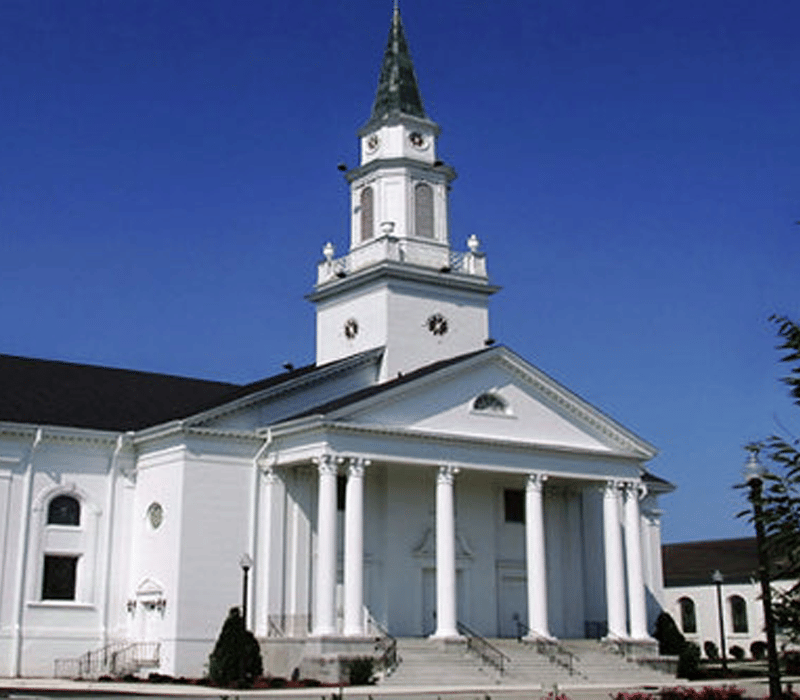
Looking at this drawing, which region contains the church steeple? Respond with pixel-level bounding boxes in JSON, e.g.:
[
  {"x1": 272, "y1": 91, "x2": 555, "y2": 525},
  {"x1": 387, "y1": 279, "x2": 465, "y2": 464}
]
[
  {"x1": 368, "y1": 3, "x2": 427, "y2": 124},
  {"x1": 310, "y1": 5, "x2": 498, "y2": 381}
]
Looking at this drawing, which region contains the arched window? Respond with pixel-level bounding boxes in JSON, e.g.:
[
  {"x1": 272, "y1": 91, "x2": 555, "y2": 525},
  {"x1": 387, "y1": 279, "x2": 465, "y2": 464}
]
[
  {"x1": 414, "y1": 183, "x2": 434, "y2": 238},
  {"x1": 360, "y1": 187, "x2": 374, "y2": 241},
  {"x1": 473, "y1": 392, "x2": 507, "y2": 413},
  {"x1": 730, "y1": 595, "x2": 748, "y2": 633},
  {"x1": 47, "y1": 495, "x2": 80, "y2": 526},
  {"x1": 679, "y1": 597, "x2": 697, "y2": 634}
]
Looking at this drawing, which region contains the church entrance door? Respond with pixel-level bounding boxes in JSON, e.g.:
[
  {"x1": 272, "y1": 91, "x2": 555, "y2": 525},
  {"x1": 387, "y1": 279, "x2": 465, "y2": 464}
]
[{"x1": 498, "y1": 573, "x2": 527, "y2": 637}]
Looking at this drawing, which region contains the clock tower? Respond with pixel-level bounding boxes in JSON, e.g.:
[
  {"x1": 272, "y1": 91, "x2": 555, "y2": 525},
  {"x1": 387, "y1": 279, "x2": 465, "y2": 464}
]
[{"x1": 309, "y1": 5, "x2": 499, "y2": 381}]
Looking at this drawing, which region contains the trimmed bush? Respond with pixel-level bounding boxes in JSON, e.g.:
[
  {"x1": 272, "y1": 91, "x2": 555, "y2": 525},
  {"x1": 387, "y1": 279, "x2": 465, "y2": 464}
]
[
  {"x1": 654, "y1": 611, "x2": 687, "y2": 655},
  {"x1": 728, "y1": 645, "x2": 744, "y2": 661},
  {"x1": 346, "y1": 656, "x2": 376, "y2": 685},
  {"x1": 677, "y1": 642, "x2": 701, "y2": 679},
  {"x1": 703, "y1": 641, "x2": 719, "y2": 661},
  {"x1": 207, "y1": 607, "x2": 263, "y2": 688},
  {"x1": 749, "y1": 640, "x2": 767, "y2": 660}
]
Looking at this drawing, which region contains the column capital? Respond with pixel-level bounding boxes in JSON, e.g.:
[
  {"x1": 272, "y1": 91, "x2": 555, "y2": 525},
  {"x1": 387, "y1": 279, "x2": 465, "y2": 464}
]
[
  {"x1": 526, "y1": 472, "x2": 548, "y2": 492},
  {"x1": 603, "y1": 479, "x2": 623, "y2": 498},
  {"x1": 260, "y1": 466, "x2": 279, "y2": 484},
  {"x1": 347, "y1": 457, "x2": 370, "y2": 478},
  {"x1": 622, "y1": 479, "x2": 647, "y2": 500},
  {"x1": 437, "y1": 464, "x2": 459, "y2": 485},
  {"x1": 313, "y1": 453, "x2": 341, "y2": 476}
]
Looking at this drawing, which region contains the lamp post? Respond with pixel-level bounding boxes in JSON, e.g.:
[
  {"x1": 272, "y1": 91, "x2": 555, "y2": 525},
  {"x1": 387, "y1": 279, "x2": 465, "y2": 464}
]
[
  {"x1": 711, "y1": 569, "x2": 728, "y2": 672},
  {"x1": 743, "y1": 447, "x2": 781, "y2": 700},
  {"x1": 239, "y1": 553, "x2": 252, "y2": 631}
]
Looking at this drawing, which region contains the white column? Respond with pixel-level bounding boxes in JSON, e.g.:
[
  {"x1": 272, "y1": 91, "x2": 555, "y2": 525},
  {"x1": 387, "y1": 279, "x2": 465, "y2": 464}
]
[
  {"x1": 343, "y1": 458, "x2": 369, "y2": 636},
  {"x1": 254, "y1": 466, "x2": 278, "y2": 637},
  {"x1": 524, "y1": 472, "x2": 552, "y2": 640},
  {"x1": 313, "y1": 454, "x2": 337, "y2": 636},
  {"x1": 603, "y1": 479, "x2": 627, "y2": 639},
  {"x1": 624, "y1": 481, "x2": 650, "y2": 639},
  {"x1": 431, "y1": 465, "x2": 460, "y2": 639}
]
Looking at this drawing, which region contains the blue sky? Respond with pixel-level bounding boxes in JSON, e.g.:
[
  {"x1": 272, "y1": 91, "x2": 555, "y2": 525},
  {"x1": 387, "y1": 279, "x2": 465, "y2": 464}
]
[{"x1": 2, "y1": 0, "x2": 798, "y2": 544}]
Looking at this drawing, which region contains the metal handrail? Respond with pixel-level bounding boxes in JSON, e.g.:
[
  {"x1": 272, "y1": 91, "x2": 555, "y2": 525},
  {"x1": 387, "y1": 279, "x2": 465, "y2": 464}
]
[
  {"x1": 54, "y1": 641, "x2": 160, "y2": 679},
  {"x1": 515, "y1": 619, "x2": 576, "y2": 675},
  {"x1": 367, "y1": 615, "x2": 399, "y2": 674},
  {"x1": 457, "y1": 621, "x2": 509, "y2": 674}
]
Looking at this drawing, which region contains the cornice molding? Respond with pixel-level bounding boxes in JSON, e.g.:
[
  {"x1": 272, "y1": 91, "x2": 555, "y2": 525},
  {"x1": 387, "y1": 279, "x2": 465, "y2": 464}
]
[{"x1": 0, "y1": 422, "x2": 121, "y2": 447}]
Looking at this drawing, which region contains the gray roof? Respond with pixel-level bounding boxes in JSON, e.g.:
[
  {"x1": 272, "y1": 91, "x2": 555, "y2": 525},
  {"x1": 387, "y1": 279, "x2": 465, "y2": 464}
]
[{"x1": 367, "y1": 5, "x2": 427, "y2": 125}]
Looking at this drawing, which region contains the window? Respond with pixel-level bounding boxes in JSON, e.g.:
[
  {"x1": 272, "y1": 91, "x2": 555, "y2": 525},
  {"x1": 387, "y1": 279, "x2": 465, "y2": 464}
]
[
  {"x1": 679, "y1": 597, "x2": 697, "y2": 634},
  {"x1": 731, "y1": 595, "x2": 748, "y2": 633},
  {"x1": 47, "y1": 495, "x2": 80, "y2": 526},
  {"x1": 360, "y1": 187, "x2": 374, "y2": 241},
  {"x1": 504, "y1": 489, "x2": 525, "y2": 523},
  {"x1": 42, "y1": 555, "x2": 78, "y2": 600},
  {"x1": 414, "y1": 183, "x2": 434, "y2": 238},
  {"x1": 473, "y1": 392, "x2": 507, "y2": 413}
]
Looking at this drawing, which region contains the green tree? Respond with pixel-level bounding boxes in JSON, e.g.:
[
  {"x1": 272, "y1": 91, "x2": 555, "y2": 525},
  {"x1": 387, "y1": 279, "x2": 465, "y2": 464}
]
[
  {"x1": 744, "y1": 316, "x2": 800, "y2": 641},
  {"x1": 208, "y1": 607, "x2": 263, "y2": 687}
]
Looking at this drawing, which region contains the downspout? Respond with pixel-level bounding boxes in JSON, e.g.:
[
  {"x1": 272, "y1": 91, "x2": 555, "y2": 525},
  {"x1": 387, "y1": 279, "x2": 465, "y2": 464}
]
[
  {"x1": 11, "y1": 427, "x2": 43, "y2": 677},
  {"x1": 247, "y1": 430, "x2": 272, "y2": 631},
  {"x1": 101, "y1": 432, "x2": 129, "y2": 648}
]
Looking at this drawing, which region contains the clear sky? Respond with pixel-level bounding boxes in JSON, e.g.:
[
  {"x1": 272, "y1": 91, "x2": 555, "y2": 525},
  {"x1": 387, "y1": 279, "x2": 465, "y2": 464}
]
[{"x1": 2, "y1": 0, "x2": 798, "y2": 544}]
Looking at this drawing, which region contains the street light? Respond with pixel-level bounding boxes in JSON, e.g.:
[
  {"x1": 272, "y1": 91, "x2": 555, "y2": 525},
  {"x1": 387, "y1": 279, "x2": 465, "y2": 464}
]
[
  {"x1": 711, "y1": 569, "x2": 728, "y2": 672},
  {"x1": 742, "y1": 446, "x2": 781, "y2": 700},
  {"x1": 240, "y1": 552, "x2": 253, "y2": 630}
]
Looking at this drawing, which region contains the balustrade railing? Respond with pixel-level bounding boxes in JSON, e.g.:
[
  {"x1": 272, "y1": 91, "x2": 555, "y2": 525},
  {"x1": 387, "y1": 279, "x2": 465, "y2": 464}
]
[{"x1": 457, "y1": 621, "x2": 509, "y2": 674}]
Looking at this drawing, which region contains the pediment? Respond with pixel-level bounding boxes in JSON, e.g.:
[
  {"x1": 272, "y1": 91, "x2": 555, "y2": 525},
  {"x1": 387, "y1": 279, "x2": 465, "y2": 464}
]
[{"x1": 323, "y1": 347, "x2": 655, "y2": 459}]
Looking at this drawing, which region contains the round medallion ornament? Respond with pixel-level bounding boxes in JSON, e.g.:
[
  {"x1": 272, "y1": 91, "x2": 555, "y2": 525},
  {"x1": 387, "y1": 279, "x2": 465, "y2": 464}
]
[
  {"x1": 147, "y1": 502, "x2": 164, "y2": 530},
  {"x1": 426, "y1": 313, "x2": 449, "y2": 336},
  {"x1": 366, "y1": 134, "x2": 380, "y2": 153},
  {"x1": 344, "y1": 318, "x2": 359, "y2": 339}
]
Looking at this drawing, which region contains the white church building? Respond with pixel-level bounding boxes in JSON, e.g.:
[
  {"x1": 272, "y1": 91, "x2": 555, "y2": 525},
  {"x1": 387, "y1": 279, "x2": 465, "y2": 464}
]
[{"x1": 0, "y1": 7, "x2": 672, "y2": 679}]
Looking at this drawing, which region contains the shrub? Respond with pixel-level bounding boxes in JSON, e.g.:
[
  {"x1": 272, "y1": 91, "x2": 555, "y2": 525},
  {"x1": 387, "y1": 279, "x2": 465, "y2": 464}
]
[
  {"x1": 703, "y1": 641, "x2": 719, "y2": 661},
  {"x1": 784, "y1": 651, "x2": 800, "y2": 674},
  {"x1": 346, "y1": 656, "x2": 376, "y2": 685},
  {"x1": 654, "y1": 611, "x2": 687, "y2": 655},
  {"x1": 676, "y1": 642, "x2": 701, "y2": 679},
  {"x1": 749, "y1": 640, "x2": 767, "y2": 660},
  {"x1": 660, "y1": 686, "x2": 744, "y2": 700},
  {"x1": 612, "y1": 692, "x2": 655, "y2": 700},
  {"x1": 728, "y1": 645, "x2": 744, "y2": 661},
  {"x1": 207, "y1": 607, "x2": 263, "y2": 688}
]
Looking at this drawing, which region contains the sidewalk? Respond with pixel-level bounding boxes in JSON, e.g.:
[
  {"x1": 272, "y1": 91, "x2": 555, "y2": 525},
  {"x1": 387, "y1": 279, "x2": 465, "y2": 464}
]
[{"x1": 0, "y1": 676, "x2": 793, "y2": 700}]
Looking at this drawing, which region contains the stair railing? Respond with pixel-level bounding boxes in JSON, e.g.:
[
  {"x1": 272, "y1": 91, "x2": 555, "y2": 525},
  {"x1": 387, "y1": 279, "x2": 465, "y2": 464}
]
[
  {"x1": 366, "y1": 613, "x2": 399, "y2": 674},
  {"x1": 54, "y1": 641, "x2": 160, "y2": 679},
  {"x1": 515, "y1": 619, "x2": 576, "y2": 675},
  {"x1": 457, "y1": 621, "x2": 509, "y2": 674}
]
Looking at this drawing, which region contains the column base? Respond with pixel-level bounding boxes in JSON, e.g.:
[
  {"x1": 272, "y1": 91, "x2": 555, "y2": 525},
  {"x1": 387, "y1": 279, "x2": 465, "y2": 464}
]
[
  {"x1": 428, "y1": 630, "x2": 463, "y2": 642},
  {"x1": 523, "y1": 632, "x2": 556, "y2": 643}
]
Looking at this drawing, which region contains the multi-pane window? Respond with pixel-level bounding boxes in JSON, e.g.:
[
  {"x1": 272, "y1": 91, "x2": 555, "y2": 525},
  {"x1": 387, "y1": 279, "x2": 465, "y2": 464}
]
[
  {"x1": 731, "y1": 595, "x2": 748, "y2": 633},
  {"x1": 48, "y1": 495, "x2": 80, "y2": 526},
  {"x1": 360, "y1": 187, "x2": 374, "y2": 241},
  {"x1": 679, "y1": 597, "x2": 697, "y2": 634},
  {"x1": 504, "y1": 489, "x2": 525, "y2": 523},
  {"x1": 42, "y1": 555, "x2": 78, "y2": 600},
  {"x1": 414, "y1": 183, "x2": 434, "y2": 238}
]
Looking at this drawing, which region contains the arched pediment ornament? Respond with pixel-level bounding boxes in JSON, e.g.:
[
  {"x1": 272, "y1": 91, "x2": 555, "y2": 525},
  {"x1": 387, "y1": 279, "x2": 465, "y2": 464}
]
[{"x1": 412, "y1": 526, "x2": 473, "y2": 560}]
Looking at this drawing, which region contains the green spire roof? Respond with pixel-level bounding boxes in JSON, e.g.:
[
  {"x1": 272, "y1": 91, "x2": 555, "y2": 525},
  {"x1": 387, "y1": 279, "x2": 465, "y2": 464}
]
[{"x1": 369, "y1": 5, "x2": 427, "y2": 122}]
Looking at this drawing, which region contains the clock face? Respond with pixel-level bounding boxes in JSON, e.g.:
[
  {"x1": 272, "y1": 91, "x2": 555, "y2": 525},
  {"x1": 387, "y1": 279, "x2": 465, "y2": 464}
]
[
  {"x1": 408, "y1": 131, "x2": 427, "y2": 149},
  {"x1": 344, "y1": 318, "x2": 359, "y2": 339},
  {"x1": 426, "y1": 313, "x2": 448, "y2": 336},
  {"x1": 366, "y1": 134, "x2": 380, "y2": 153}
]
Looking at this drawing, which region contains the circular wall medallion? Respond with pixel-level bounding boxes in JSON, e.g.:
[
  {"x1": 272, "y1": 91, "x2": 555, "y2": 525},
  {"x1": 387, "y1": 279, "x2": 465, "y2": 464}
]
[
  {"x1": 366, "y1": 134, "x2": 380, "y2": 153},
  {"x1": 344, "y1": 318, "x2": 359, "y2": 339},
  {"x1": 426, "y1": 313, "x2": 449, "y2": 336},
  {"x1": 147, "y1": 502, "x2": 164, "y2": 530}
]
